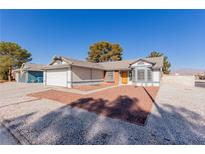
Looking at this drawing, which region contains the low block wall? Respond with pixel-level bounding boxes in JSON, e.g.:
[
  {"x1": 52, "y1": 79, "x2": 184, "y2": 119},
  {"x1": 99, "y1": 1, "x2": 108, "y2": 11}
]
[
  {"x1": 162, "y1": 75, "x2": 195, "y2": 87},
  {"x1": 195, "y1": 80, "x2": 205, "y2": 88},
  {"x1": 72, "y1": 80, "x2": 104, "y2": 86}
]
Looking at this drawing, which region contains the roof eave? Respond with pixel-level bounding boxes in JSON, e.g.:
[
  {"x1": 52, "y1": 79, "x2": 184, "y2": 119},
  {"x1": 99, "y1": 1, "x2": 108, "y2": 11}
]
[
  {"x1": 42, "y1": 64, "x2": 71, "y2": 70},
  {"x1": 129, "y1": 58, "x2": 156, "y2": 66},
  {"x1": 104, "y1": 68, "x2": 131, "y2": 71},
  {"x1": 49, "y1": 56, "x2": 73, "y2": 65},
  {"x1": 71, "y1": 64, "x2": 104, "y2": 70},
  {"x1": 25, "y1": 69, "x2": 44, "y2": 72}
]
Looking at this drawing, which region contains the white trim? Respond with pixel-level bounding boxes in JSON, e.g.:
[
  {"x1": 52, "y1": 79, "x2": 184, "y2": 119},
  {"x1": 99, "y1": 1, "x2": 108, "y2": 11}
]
[{"x1": 131, "y1": 60, "x2": 153, "y2": 68}]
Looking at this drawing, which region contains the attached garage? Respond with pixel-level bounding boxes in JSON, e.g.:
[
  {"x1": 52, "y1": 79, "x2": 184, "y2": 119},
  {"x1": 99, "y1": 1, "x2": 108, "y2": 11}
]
[
  {"x1": 44, "y1": 66, "x2": 71, "y2": 88},
  {"x1": 43, "y1": 56, "x2": 105, "y2": 88}
]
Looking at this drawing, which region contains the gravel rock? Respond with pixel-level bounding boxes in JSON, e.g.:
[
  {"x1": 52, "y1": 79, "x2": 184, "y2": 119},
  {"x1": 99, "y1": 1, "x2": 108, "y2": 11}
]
[{"x1": 0, "y1": 82, "x2": 205, "y2": 144}]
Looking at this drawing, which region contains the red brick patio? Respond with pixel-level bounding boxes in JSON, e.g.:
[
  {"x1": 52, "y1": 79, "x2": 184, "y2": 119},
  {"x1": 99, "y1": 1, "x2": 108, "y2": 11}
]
[
  {"x1": 28, "y1": 86, "x2": 159, "y2": 125},
  {"x1": 73, "y1": 83, "x2": 114, "y2": 91}
]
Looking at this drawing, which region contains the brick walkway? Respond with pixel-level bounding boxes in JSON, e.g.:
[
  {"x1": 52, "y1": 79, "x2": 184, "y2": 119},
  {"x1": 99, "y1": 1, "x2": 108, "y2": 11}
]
[{"x1": 73, "y1": 83, "x2": 114, "y2": 91}]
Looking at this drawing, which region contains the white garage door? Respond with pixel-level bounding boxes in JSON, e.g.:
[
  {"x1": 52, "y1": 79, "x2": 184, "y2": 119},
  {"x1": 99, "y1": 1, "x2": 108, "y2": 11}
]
[{"x1": 46, "y1": 69, "x2": 69, "y2": 87}]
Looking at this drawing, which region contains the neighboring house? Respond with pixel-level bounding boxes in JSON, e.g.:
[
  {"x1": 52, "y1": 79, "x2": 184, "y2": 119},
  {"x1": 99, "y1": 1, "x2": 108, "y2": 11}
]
[
  {"x1": 43, "y1": 56, "x2": 164, "y2": 87},
  {"x1": 13, "y1": 63, "x2": 45, "y2": 83}
]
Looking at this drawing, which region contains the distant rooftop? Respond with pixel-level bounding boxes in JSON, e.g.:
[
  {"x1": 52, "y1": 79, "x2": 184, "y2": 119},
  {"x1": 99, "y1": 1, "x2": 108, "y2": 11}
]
[{"x1": 13, "y1": 63, "x2": 46, "y2": 72}]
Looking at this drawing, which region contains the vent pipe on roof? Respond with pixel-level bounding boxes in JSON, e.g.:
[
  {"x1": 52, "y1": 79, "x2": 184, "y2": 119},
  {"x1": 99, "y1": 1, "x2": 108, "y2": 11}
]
[{"x1": 52, "y1": 55, "x2": 60, "y2": 61}]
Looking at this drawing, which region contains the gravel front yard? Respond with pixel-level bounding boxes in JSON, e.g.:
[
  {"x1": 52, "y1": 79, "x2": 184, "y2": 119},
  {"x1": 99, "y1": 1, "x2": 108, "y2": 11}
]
[
  {"x1": 0, "y1": 81, "x2": 205, "y2": 144},
  {"x1": 0, "y1": 125, "x2": 19, "y2": 144}
]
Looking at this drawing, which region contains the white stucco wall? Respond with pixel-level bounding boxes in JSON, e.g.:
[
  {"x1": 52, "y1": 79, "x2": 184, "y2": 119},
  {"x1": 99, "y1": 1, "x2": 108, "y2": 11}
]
[
  {"x1": 43, "y1": 71, "x2": 46, "y2": 85},
  {"x1": 67, "y1": 69, "x2": 72, "y2": 88},
  {"x1": 153, "y1": 71, "x2": 160, "y2": 82},
  {"x1": 127, "y1": 71, "x2": 132, "y2": 85}
]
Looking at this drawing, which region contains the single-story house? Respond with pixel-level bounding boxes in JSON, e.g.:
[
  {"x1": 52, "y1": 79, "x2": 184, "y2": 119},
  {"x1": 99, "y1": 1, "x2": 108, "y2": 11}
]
[
  {"x1": 13, "y1": 63, "x2": 45, "y2": 83},
  {"x1": 43, "y1": 56, "x2": 164, "y2": 87}
]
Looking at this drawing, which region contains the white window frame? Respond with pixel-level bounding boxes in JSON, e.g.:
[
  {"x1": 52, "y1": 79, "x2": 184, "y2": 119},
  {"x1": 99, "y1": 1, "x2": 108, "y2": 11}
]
[
  {"x1": 137, "y1": 69, "x2": 145, "y2": 81},
  {"x1": 106, "y1": 71, "x2": 114, "y2": 82},
  {"x1": 147, "y1": 70, "x2": 152, "y2": 81}
]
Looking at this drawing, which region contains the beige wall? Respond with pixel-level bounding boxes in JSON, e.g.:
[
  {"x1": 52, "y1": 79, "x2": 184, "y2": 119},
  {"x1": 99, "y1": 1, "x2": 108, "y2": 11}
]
[
  {"x1": 91, "y1": 69, "x2": 104, "y2": 80},
  {"x1": 114, "y1": 71, "x2": 119, "y2": 85},
  {"x1": 72, "y1": 66, "x2": 104, "y2": 82},
  {"x1": 72, "y1": 66, "x2": 91, "y2": 81}
]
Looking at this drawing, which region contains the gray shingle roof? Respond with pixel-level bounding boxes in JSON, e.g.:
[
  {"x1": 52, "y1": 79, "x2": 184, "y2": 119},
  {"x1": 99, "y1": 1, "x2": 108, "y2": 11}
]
[
  {"x1": 14, "y1": 63, "x2": 45, "y2": 72},
  {"x1": 61, "y1": 57, "x2": 104, "y2": 70},
  {"x1": 23, "y1": 63, "x2": 45, "y2": 71},
  {"x1": 45, "y1": 56, "x2": 164, "y2": 70},
  {"x1": 145, "y1": 56, "x2": 164, "y2": 69},
  {"x1": 43, "y1": 64, "x2": 70, "y2": 70},
  {"x1": 99, "y1": 56, "x2": 164, "y2": 70},
  {"x1": 99, "y1": 60, "x2": 135, "y2": 70}
]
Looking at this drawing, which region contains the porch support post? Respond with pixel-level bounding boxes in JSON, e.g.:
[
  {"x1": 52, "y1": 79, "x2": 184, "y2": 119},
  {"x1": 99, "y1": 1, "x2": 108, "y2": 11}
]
[
  {"x1": 145, "y1": 69, "x2": 148, "y2": 86},
  {"x1": 134, "y1": 67, "x2": 138, "y2": 84}
]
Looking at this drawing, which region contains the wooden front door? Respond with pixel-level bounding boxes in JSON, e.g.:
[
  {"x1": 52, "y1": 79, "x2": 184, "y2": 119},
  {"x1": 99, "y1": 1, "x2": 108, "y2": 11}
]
[{"x1": 121, "y1": 71, "x2": 128, "y2": 84}]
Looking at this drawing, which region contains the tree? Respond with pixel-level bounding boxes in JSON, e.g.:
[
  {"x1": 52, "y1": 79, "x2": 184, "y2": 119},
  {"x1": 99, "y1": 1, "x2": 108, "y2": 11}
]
[
  {"x1": 147, "y1": 51, "x2": 171, "y2": 74},
  {"x1": 0, "y1": 42, "x2": 32, "y2": 81},
  {"x1": 87, "y1": 41, "x2": 123, "y2": 63}
]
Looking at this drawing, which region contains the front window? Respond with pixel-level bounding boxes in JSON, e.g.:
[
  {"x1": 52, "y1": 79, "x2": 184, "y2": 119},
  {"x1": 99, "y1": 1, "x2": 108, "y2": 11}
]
[
  {"x1": 137, "y1": 70, "x2": 145, "y2": 81},
  {"x1": 106, "y1": 71, "x2": 114, "y2": 82},
  {"x1": 56, "y1": 60, "x2": 62, "y2": 64},
  {"x1": 129, "y1": 70, "x2": 133, "y2": 81},
  {"x1": 131, "y1": 69, "x2": 135, "y2": 81},
  {"x1": 147, "y1": 70, "x2": 152, "y2": 81}
]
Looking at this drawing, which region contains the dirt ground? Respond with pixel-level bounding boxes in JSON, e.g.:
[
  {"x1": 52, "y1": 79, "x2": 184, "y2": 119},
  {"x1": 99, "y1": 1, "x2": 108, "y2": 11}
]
[
  {"x1": 0, "y1": 80, "x2": 8, "y2": 83},
  {"x1": 28, "y1": 86, "x2": 159, "y2": 125}
]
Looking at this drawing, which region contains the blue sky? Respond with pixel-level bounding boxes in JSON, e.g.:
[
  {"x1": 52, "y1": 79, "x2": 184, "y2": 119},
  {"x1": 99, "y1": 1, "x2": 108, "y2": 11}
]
[{"x1": 0, "y1": 10, "x2": 205, "y2": 70}]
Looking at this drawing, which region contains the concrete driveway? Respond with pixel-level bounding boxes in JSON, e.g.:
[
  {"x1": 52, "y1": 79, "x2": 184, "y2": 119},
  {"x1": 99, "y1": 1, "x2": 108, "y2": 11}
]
[{"x1": 0, "y1": 81, "x2": 205, "y2": 144}]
